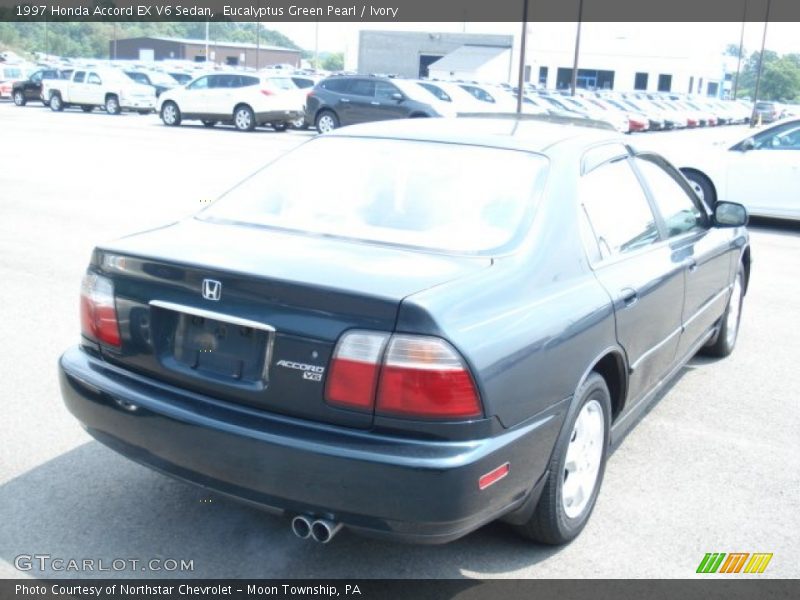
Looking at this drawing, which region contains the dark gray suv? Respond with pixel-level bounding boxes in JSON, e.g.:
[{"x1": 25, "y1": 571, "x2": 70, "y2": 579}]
[{"x1": 306, "y1": 76, "x2": 443, "y2": 133}]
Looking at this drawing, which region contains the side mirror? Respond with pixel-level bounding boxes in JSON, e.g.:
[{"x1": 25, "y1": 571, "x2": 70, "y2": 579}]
[
  {"x1": 391, "y1": 92, "x2": 404, "y2": 102},
  {"x1": 740, "y1": 137, "x2": 755, "y2": 152},
  {"x1": 714, "y1": 201, "x2": 748, "y2": 227}
]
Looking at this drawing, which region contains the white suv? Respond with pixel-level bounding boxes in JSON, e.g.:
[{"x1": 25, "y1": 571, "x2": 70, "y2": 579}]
[{"x1": 157, "y1": 73, "x2": 305, "y2": 132}]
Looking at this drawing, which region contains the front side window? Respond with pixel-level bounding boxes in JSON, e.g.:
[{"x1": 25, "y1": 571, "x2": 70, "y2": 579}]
[
  {"x1": 418, "y1": 83, "x2": 450, "y2": 102},
  {"x1": 751, "y1": 122, "x2": 800, "y2": 150},
  {"x1": 87, "y1": 73, "x2": 101, "y2": 85},
  {"x1": 374, "y1": 81, "x2": 400, "y2": 101},
  {"x1": 201, "y1": 137, "x2": 548, "y2": 255},
  {"x1": 73, "y1": 71, "x2": 86, "y2": 84},
  {"x1": 348, "y1": 80, "x2": 375, "y2": 97},
  {"x1": 188, "y1": 76, "x2": 210, "y2": 90},
  {"x1": 634, "y1": 156, "x2": 705, "y2": 237},
  {"x1": 580, "y1": 158, "x2": 660, "y2": 259}
]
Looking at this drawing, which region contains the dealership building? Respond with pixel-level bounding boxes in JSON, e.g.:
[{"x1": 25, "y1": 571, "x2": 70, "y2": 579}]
[
  {"x1": 352, "y1": 26, "x2": 731, "y2": 97},
  {"x1": 111, "y1": 36, "x2": 302, "y2": 69}
]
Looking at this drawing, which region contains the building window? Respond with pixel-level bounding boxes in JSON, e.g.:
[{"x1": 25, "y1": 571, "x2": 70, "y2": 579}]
[
  {"x1": 524, "y1": 65, "x2": 531, "y2": 83},
  {"x1": 538, "y1": 66, "x2": 548, "y2": 87},
  {"x1": 634, "y1": 72, "x2": 648, "y2": 90},
  {"x1": 657, "y1": 74, "x2": 672, "y2": 92},
  {"x1": 707, "y1": 82, "x2": 719, "y2": 97},
  {"x1": 688, "y1": 76, "x2": 694, "y2": 93}
]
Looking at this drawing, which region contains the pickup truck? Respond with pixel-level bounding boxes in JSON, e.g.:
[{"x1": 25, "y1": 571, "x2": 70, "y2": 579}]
[{"x1": 43, "y1": 68, "x2": 156, "y2": 114}]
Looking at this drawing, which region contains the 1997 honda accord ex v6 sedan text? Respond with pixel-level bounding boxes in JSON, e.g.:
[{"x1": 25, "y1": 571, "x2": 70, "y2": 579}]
[{"x1": 59, "y1": 117, "x2": 751, "y2": 545}]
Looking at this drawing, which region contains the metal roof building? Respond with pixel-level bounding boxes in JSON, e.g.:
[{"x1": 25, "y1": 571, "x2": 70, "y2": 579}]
[{"x1": 111, "y1": 36, "x2": 302, "y2": 69}]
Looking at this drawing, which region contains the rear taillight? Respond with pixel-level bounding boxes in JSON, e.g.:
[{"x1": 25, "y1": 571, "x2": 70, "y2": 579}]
[
  {"x1": 80, "y1": 272, "x2": 120, "y2": 347},
  {"x1": 377, "y1": 336, "x2": 481, "y2": 419},
  {"x1": 260, "y1": 89, "x2": 274, "y2": 96},
  {"x1": 324, "y1": 331, "x2": 482, "y2": 420},
  {"x1": 325, "y1": 331, "x2": 389, "y2": 411}
]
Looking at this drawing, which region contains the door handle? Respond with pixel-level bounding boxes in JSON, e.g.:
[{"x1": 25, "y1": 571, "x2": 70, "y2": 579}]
[
  {"x1": 619, "y1": 287, "x2": 639, "y2": 308},
  {"x1": 340, "y1": 98, "x2": 350, "y2": 103},
  {"x1": 370, "y1": 101, "x2": 380, "y2": 105},
  {"x1": 684, "y1": 258, "x2": 698, "y2": 273}
]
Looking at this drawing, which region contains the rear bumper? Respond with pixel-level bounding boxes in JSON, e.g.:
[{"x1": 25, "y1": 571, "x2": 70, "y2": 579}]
[
  {"x1": 59, "y1": 346, "x2": 562, "y2": 543},
  {"x1": 255, "y1": 109, "x2": 304, "y2": 124}
]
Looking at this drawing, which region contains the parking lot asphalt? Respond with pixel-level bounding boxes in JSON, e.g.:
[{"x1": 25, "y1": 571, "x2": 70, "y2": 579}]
[{"x1": 1, "y1": 102, "x2": 798, "y2": 579}]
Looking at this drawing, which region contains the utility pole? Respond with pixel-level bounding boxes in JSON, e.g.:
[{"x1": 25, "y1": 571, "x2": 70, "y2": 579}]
[
  {"x1": 733, "y1": 0, "x2": 747, "y2": 100},
  {"x1": 571, "y1": 0, "x2": 584, "y2": 96},
  {"x1": 516, "y1": 0, "x2": 529, "y2": 114},
  {"x1": 256, "y1": 20, "x2": 261, "y2": 70},
  {"x1": 205, "y1": 21, "x2": 209, "y2": 64},
  {"x1": 750, "y1": 0, "x2": 771, "y2": 127}
]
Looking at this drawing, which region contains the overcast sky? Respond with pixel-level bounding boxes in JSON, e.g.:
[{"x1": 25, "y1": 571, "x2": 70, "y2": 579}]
[{"x1": 271, "y1": 21, "x2": 800, "y2": 57}]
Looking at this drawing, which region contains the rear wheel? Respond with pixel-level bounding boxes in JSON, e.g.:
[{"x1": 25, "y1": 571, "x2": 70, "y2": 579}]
[
  {"x1": 233, "y1": 105, "x2": 256, "y2": 131},
  {"x1": 702, "y1": 265, "x2": 745, "y2": 358},
  {"x1": 105, "y1": 95, "x2": 121, "y2": 115},
  {"x1": 50, "y1": 94, "x2": 64, "y2": 112},
  {"x1": 291, "y1": 116, "x2": 307, "y2": 130},
  {"x1": 516, "y1": 373, "x2": 611, "y2": 544},
  {"x1": 160, "y1": 101, "x2": 181, "y2": 126},
  {"x1": 315, "y1": 110, "x2": 338, "y2": 134},
  {"x1": 13, "y1": 90, "x2": 26, "y2": 106}
]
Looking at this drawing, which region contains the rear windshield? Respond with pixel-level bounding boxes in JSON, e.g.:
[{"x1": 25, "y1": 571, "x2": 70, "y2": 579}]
[{"x1": 200, "y1": 137, "x2": 548, "y2": 254}]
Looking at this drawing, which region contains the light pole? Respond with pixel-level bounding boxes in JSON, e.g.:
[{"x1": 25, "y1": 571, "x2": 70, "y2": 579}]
[
  {"x1": 733, "y1": 0, "x2": 747, "y2": 100},
  {"x1": 750, "y1": 0, "x2": 772, "y2": 127},
  {"x1": 571, "y1": 0, "x2": 584, "y2": 96},
  {"x1": 516, "y1": 0, "x2": 529, "y2": 114}
]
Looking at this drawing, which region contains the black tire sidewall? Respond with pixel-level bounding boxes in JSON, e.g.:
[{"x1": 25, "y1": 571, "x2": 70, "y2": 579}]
[
  {"x1": 315, "y1": 110, "x2": 338, "y2": 134},
  {"x1": 234, "y1": 106, "x2": 255, "y2": 131},
  {"x1": 13, "y1": 91, "x2": 25, "y2": 106},
  {"x1": 161, "y1": 102, "x2": 180, "y2": 126},
  {"x1": 106, "y1": 96, "x2": 120, "y2": 115}
]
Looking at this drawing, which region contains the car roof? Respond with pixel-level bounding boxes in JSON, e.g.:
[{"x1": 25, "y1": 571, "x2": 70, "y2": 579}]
[{"x1": 327, "y1": 116, "x2": 620, "y2": 154}]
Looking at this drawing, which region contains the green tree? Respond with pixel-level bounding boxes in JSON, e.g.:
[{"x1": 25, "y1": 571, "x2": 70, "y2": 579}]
[
  {"x1": 320, "y1": 52, "x2": 344, "y2": 72},
  {"x1": 759, "y1": 56, "x2": 800, "y2": 101}
]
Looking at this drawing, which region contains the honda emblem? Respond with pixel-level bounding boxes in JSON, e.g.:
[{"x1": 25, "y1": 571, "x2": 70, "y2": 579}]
[{"x1": 202, "y1": 279, "x2": 222, "y2": 301}]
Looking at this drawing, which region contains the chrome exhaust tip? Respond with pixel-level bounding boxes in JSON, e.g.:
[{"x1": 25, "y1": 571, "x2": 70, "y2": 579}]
[
  {"x1": 310, "y1": 519, "x2": 343, "y2": 544},
  {"x1": 291, "y1": 515, "x2": 312, "y2": 539}
]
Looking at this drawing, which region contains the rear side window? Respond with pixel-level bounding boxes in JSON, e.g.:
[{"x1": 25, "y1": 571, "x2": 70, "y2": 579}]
[
  {"x1": 73, "y1": 71, "x2": 86, "y2": 83},
  {"x1": 580, "y1": 158, "x2": 660, "y2": 259},
  {"x1": 240, "y1": 75, "x2": 260, "y2": 87},
  {"x1": 188, "y1": 76, "x2": 210, "y2": 90},
  {"x1": 263, "y1": 77, "x2": 296, "y2": 91},
  {"x1": 348, "y1": 80, "x2": 375, "y2": 97},
  {"x1": 320, "y1": 78, "x2": 350, "y2": 93},
  {"x1": 634, "y1": 156, "x2": 705, "y2": 236}
]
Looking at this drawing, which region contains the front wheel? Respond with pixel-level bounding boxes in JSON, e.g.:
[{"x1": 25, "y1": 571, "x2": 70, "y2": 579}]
[
  {"x1": 105, "y1": 95, "x2": 121, "y2": 115},
  {"x1": 49, "y1": 94, "x2": 64, "y2": 112},
  {"x1": 516, "y1": 373, "x2": 611, "y2": 544},
  {"x1": 681, "y1": 169, "x2": 716, "y2": 207},
  {"x1": 160, "y1": 101, "x2": 181, "y2": 126},
  {"x1": 702, "y1": 265, "x2": 745, "y2": 358},
  {"x1": 233, "y1": 105, "x2": 256, "y2": 132},
  {"x1": 13, "y1": 90, "x2": 26, "y2": 106}
]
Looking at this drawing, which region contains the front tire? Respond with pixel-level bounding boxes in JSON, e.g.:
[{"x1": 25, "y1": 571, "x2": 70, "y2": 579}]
[
  {"x1": 13, "y1": 90, "x2": 26, "y2": 106},
  {"x1": 233, "y1": 105, "x2": 256, "y2": 132},
  {"x1": 516, "y1": 373, "x2": 611, "y2": 544},
  {"x1": 160, "y1": 101, "x2": 181, "y2": 126},
  {"x1": 702, "y1": 265, "x2": 745, "y2": 358},
  {"x1": 49, "y1": 94, "x2": 64, "y2": 112},
  {"x1": 105, "y1": 95, "x2": 121, "y2": 115},
  {"x1": 681, "y1": 169, "x2": 716, "y2": 207}
]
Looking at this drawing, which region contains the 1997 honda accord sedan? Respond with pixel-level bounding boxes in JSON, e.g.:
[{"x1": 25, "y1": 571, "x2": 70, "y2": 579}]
[{"x1": 59, "y1": 117, "x2": 751, "y2": 545}]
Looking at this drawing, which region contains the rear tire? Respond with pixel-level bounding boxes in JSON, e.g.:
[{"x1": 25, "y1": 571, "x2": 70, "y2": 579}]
[
  {"x1": 50, "y1": 94, "x2": 64, "y2": 112},
  {"x1": 315, "y1": 110, "x2": 339, "y2": 134},
  {"x1": 701, "y1": 265, "x2": 745, "y2": 358},
  {"x1": 160, "y1": 101, "x2": 181, "y2": 126},
  {"x1": 516, "y1": 373, "x2": 611, "y2": 545},
  {"x1": 13, "y1": 90, "x2": 26, "y2": 106},
  {"x1": 233, "y1": 105, "x2": 256, "y2": 132},
  {"x1": 105, "y1": 95, "x2": 121, "y2": 115}
]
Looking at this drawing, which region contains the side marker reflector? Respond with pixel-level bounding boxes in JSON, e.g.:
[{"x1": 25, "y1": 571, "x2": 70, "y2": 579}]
[{"x1": 478, "y1": 463, "x2": 510, "y2": 490}]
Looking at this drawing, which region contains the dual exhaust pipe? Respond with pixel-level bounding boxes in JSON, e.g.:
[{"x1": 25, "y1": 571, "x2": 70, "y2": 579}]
[{"x1": 291, "y1": 515, "x2": 343, "y2": 544}]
